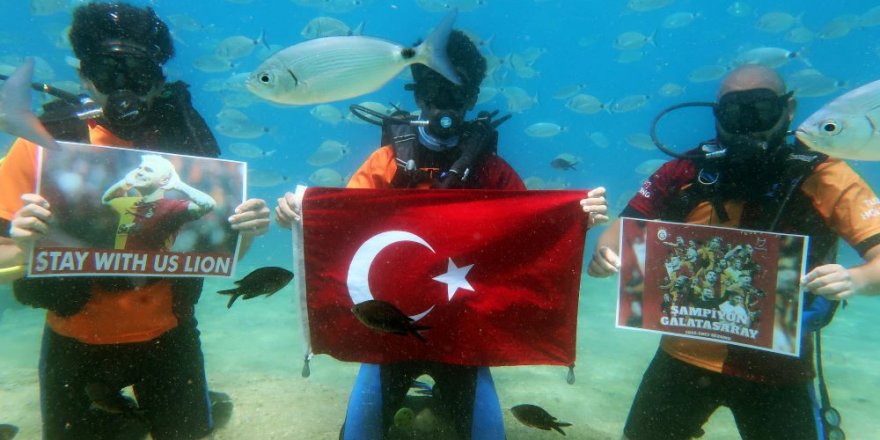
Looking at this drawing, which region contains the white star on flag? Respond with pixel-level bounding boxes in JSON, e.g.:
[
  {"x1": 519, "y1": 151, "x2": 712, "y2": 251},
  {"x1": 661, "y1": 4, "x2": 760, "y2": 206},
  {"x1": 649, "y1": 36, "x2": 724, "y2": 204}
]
[{"x1": 433, "y1": 258, "x2": 475, "y2": 301}]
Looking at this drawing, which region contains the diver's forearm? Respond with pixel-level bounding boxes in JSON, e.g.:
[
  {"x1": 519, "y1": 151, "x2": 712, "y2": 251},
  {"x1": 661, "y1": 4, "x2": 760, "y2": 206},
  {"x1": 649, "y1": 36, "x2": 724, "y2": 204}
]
[{"x1": 0, "y1": 237, "x2": 26, "y2": 282}]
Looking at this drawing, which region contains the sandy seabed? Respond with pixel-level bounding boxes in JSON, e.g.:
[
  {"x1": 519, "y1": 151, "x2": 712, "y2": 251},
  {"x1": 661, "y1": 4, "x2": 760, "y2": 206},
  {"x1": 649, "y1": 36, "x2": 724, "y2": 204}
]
[{"x1": 1, "y1": 274, "x2": 878, "y2": 440}]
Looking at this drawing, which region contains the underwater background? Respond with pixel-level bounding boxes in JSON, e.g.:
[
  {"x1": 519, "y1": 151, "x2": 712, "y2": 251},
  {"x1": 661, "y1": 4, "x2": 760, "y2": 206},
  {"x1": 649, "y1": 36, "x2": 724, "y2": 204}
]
[{"x1": 2, "y1": 0, "x2": 880, "y2": 438}]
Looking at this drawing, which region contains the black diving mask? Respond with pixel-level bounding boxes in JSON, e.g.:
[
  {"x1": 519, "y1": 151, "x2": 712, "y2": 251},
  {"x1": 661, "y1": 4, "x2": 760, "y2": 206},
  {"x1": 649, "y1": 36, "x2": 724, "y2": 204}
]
[
  {"x1": 714, "y1": 89, "x2": 792, "y2": 134},
  {"x1": 82, "y1": 41, "x2": 165, "y2": 126}
]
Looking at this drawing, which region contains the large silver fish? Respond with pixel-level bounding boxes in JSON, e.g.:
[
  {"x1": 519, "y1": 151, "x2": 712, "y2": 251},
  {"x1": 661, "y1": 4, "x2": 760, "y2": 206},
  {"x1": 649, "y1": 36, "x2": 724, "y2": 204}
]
[
  {"x1": 0, "y1": 58, "x2": 60, "y2": 150},
  {"x1": 246, "y1": 10, "x2": 461, "y2": 105},
  {"x1": 795, "y1": 79, "x2": 880, "y2": 161}
]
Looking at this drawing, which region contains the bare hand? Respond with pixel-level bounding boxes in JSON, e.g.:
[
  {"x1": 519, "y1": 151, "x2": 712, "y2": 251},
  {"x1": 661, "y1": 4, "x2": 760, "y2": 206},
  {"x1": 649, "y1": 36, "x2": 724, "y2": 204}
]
[
  {"x1": 803, "y1": 264, "x2": 859, "y2": 301},
  {"x1": 10, "y1": 193, "x2": 52, "y2": 244},
  {"x1": 588, "y1": 246, "x2": 620, "y2": 277},
  {"x1": 161, "y1": 169, "x2": 182, "y2": 191},
  {"x1": 580, "y1": 186, "x2": 609, "y2": 227},
  {"x1": 229, "y1": 198, "x2": 270, "y2": 237},
  {"x1": 274, "y1": 192, "x2": 301, "y2": 230}
]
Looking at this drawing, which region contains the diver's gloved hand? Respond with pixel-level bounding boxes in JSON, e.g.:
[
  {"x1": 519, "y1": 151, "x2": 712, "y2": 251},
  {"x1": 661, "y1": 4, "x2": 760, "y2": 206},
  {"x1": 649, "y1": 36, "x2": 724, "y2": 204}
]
[{"x1": 436, "y1": 118, "x2": 498, "y2": 188}]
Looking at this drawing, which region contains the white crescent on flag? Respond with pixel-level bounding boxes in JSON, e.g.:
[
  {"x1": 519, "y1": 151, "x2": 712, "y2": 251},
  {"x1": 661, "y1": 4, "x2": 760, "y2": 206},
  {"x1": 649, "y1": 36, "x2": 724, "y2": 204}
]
[
  {"x1": 346, "y1": 230, "x2": 476, "y2": 322},
  {"x1": 346, "y1": 230, "x2": 437, "y2": 321}
]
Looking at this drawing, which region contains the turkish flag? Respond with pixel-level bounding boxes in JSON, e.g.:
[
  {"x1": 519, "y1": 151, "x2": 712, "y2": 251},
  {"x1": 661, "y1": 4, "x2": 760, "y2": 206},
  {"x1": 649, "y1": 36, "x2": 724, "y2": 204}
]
[{"x1": 298, "y1": 187, "x2": 589, "y2": 366}]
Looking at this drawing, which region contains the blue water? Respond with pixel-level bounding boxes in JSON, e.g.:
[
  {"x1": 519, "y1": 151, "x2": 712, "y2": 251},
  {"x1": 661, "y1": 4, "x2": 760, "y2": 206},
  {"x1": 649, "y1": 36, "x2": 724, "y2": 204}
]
[{"x1": 2, "y1": 0, "x2": 880, "y2": 439}]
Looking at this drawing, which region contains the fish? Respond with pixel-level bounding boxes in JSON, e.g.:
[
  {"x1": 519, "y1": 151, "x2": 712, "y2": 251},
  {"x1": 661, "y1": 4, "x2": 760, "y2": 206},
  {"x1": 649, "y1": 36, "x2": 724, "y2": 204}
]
[
  {"x1": 309, "y1": 168, "x2": 345, "y2": 187},
  {"x1": 625, "y1": 133, "x2": 656, "y2": 150},
  {"x1": 510, "y1": 404, "x2": 572, "y2": 435},
  {"x1": 608, "y1": 94, "x2": 650, "y2": 113},
  {"x1": 733, "y1": 47, "x2": 799, "y2": 69},
  {"x1": 589, "y1": 131, "x2": 610, "y2": 148},
  {"x1": 501, "y1": 87, "x2": 538, "y2": 113},
  {"x1": 192, "y1": 55, "x2": 235, "y2": 73},
  {"x1": 307, "y1": 140, "x2": 349, "y2": 166},
  {"x1": 613, "y1": 31, "x2": 654, "y2": 51},
  {"x1": 787, "y1": 69, "x2": 846, "y2": 98},
  {"x1": 566, "y1": 94, "x2": 604, "y2": 114},
  {"x1": 215, "y1": 31, "x2": 268, "y2": 60},
  {"x1": 662, "y1": 12, "x2": 699, "y2": 29},
  {"x1": 551, "y1": 153, "x2": 580, "y2": 170},
  {"x1": 860, "y1": 5, "x2": 880, "y2": 27},
  {"x1": 0, "y1": 424, "x2": 18, "y2": 440},
  {"x1": 84, "y1": 383, "x2": 147, "y2": 423},
  {"x1": 551, "y1": 84, "x2": 586, "y2": 100},
  {"x1": 657, "y1": 82, "x2": 686, "y2": 98},
  {"x1": 309, "y1": 104, "x2": 343, "y2": 125},
  {"x1": 795, "y1": 79, "x2": 880, "y2": 161},
  {"x1": 167, "y1": 14, "x2": 209, "y2": 32},
  {"x1": 476, "y1": 86, "x2": 500, "y2": 105},
  {"x1": 228, "y1": 142, "x2": 275, "y2": 159},
  {"x1": 247, "y1": 10, "x2": 461, "y2": 105},
  {"x1": 687, "y1": 64, "x2": 730, "y2": 83},
  {"x1": 218, "y1": 266, "x2": 294, "y2": 308},
  {"x1": 523, "y1": 176, "x2": 545, "y2": 189},
  {"x1": 0, "y1": 58, "x2": 60, "y2": 150},
  {"x1": 818, "y1": 14, "x2": 859, "y2": 40},
  {"x1": 626, "y1": 0, "x2": 673, "y2": 12},
  {"x1": 301, "y1": 16, "x2": 365, "y2": 39},
  {"x1": 208, "y1": 391, "x2": 234, "y2": 430},
  {"x1": 755, "y1": 11, "x2": 800, "y2": 33},
  {"x1": 248, "y1": 169, "x2": 289, "y2": 187},
  {"x1": 785, "y1": 26, "x2": 815, "y2": 44},
  {"x1": 351, "y1": 299, "x2": 431, "y2": 342},
  {"x1": 525, "y1": 122, "x2": 565, "y2": 138}
]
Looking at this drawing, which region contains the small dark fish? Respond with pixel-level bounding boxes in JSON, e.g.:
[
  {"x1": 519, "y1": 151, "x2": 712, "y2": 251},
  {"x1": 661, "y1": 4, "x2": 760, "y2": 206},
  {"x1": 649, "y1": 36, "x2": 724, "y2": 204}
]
[
  {"x1": 208, "y1": 390, "x2": 234, "y2": 430},
  {"x1": 218, "y1": 266, "x2": 294, "y2": 308},
  {"x1": 0, "y1": 424, "x2": 19, "y2": 440},
  {"x1": 351, "y1": 299, "x2": 430, "y2": 342},
  {"x1": 84, "y1": 383, "x2": 146, "y2": 421},
  {"x1": 511, "y1": 404, "x2": 572, "y2": 435},
  {"x1": 550, "y1": 156, "x2": 578, "y2": 170}
]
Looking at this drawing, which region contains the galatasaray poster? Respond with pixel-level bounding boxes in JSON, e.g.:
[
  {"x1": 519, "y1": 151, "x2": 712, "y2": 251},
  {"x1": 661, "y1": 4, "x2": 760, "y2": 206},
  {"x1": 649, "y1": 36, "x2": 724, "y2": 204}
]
[
  {"x1": 617, "y1": 218, "x2": 809, "y2": 357},
  {"x1": 27, "y1": 141, "x2": 246, "y2": 278}
]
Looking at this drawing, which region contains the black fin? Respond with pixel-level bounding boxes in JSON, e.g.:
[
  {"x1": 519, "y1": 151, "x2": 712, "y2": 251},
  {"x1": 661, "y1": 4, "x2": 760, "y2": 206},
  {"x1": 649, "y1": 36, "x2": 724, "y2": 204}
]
[
  {"x1": 411, "y1": 326, "x2": 429, "y2": 343},
  {"x1": 226, "y1": 293, "x2": 241, "y2": 309},
  {"x1": 553, "y1": 423, "x2": 571, "y2": 435}
]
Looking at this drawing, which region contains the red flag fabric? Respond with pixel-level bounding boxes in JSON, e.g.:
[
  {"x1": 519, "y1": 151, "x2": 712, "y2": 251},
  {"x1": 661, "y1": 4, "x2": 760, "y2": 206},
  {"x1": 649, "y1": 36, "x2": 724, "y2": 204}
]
[{"x1": 300, "y1": 187, "x2": 589, "y2": 366}]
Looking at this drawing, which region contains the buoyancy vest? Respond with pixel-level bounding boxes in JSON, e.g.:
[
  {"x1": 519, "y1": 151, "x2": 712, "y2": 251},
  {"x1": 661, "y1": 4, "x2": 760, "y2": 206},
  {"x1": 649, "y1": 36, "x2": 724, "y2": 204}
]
[
  {"x1": 12, "y1": 81, "x2": 218, "y2": 320},
  {"x1": 657, "y1": 145, "x2": 839, "y2": 332},
  {"x1": 381, "y1": 110, "x2": 498, "y2": 189}
]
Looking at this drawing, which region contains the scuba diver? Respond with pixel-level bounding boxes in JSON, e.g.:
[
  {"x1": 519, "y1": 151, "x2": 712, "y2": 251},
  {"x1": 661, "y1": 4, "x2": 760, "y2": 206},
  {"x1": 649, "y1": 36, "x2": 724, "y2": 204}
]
[
  {"x1": 588, "y1": 64, "x2": 880, "y2": 440},
  {"x1": 0, "y1": 2, "x2": 268, "y2": 439},
  {"x1": 275, "y1": 30, "x2": 608, "y2": 440}
]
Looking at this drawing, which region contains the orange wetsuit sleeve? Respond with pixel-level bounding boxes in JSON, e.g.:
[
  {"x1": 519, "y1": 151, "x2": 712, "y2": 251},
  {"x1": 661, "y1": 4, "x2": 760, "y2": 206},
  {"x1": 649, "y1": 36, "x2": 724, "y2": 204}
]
[
  {"x1": 0, "y1": 139, "x2": 39, "y2": 220},
  {"x1": 346, "y1": 145, "x2": 396, "y2": 190},
  {"x1": 801, "y1": 159, "x2": 880, "y2": 250}
]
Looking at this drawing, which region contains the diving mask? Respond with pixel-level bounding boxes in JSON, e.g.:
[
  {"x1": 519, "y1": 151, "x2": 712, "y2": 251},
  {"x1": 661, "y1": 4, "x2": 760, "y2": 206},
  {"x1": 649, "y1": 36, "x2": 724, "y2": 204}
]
[
  {"x1": 80, "y1": 40, "x2": 166, "y2": 126},
  {"x1": 714, "y1": 88, "x2": 792, "y2": 135}
]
